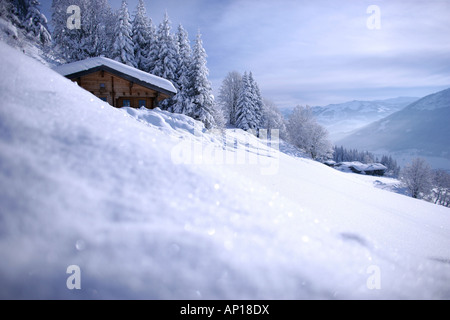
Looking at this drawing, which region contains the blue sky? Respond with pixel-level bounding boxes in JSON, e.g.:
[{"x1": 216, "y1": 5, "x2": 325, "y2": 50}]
[{"x1": 41, "y1": 0, "x2": 450, "y2": 108}]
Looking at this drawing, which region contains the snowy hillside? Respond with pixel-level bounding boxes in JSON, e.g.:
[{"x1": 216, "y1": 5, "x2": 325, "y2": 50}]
[
  {"x1": 311, "y1": 97, "x2": 418, "y2": 142},
  {"x1": 338, "y1": 88, "x2": 450, "y2": 170},
  {"x1": 1, "y1": 42, "x2": 450, "y2": 300}
]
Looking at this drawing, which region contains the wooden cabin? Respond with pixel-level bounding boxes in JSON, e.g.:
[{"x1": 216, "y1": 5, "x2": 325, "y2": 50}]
[{"x1": 54, "y1": 57, "x2": 177, "y2": 109}]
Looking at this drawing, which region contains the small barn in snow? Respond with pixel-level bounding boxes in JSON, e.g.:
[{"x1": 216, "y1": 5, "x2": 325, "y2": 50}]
[
  {"x1": 54, "y1": 57, "x2": 177, "y2": 109},
  {"x1": 334, "y1": 162, "x2": 387, "y2": 176}
]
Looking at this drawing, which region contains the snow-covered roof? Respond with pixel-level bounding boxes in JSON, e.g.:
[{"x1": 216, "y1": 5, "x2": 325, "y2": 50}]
[
  {"x1": 339, "y1": 162, "x2": 387, "y2": 172},
  {"x1": 53, "y1": 57, "x2": 177, "y2": 96},
  {"x1": 352, "y1": 163, "x2": 387, "y2": 172}
]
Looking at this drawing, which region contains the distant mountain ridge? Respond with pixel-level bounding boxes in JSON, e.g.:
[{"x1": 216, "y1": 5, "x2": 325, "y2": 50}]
[
  {"x1": 337, "y1": 88, "x2": 450, "y2": 169},
  {"x1": 311, "y1": 97, "x2": 419, "y2": 141}
]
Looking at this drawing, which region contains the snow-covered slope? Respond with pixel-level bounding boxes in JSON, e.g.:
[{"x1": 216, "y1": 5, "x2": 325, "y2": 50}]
[
  {"x1": 1, "y1": 42, "x2": 450, "y2": 300},
  {"x1": 337, "y1": 88, "x2": 450, "y2": 170},
  {"x1": 311, "y1": 97, "x2": 418, "y2": 142}
]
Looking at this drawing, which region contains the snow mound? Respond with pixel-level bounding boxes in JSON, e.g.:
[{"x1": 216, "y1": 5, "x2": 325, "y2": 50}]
[
  {"x1": 123, "y1": 107, "x2": 206, "y2": 135},
  {"x1": 1, "y1": 41, "x2": 450, "y2": 300}
]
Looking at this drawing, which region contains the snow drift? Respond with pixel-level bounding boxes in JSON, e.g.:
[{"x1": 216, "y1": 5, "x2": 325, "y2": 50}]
[{"x1": 1, "y1": 42, "x2": 450, "y2": 300}]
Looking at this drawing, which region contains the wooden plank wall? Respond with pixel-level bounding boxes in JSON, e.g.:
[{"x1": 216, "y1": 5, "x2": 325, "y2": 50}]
[{"x1": 74, "y1": 70, "x2": 169, "y2": 108}]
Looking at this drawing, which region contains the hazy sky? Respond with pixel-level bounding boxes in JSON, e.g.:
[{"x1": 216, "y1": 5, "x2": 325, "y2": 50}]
[{"x1": 41, "y1": 0, "x2": 450, "y2": 108}]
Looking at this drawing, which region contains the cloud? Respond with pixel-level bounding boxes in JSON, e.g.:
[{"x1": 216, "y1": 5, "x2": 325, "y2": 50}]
[{"x1": 204, "y1": 0, "x2": 450, "y2": 106}]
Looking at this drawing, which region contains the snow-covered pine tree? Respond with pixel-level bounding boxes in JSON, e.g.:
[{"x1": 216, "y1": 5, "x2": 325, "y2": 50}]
[
  {"x1": 111, "y1": 0, "x2": 135, "y2": 67},
  {"x1": 23, "y1": 0, "x2": 51, "y2": 46},
  {"x1": 100, "y1": 3, "x2": 116, "y2": 58},
  {"x1": 84, "y1": 0, "x2": 113, "y2": 57},
  {"x1": 236, "y1": 72, "x2": 258, "y2": 131},
  {"x1": 185, "y1": 32, "x2": 222, "y2": 129},
  {"x1": 145, "y1": 18, "x2": 158, "y2": 73},
  {"x1": 153, "y1": 12, "x2": 178, "y2": 110},
  {"x1": 132, "y1": 0, "x2": 150, "y2": 71},
  {"x1": 153, "y1": 13, "x2": 178, "y2": 82},
  {"x1": 171, "y1": 24, "x2": 192, "y2": 114},
  {"x1": 51, "y1": 0, "x2": 76, "y2": 61},
  {"x1": 174, "y1": 24, "x2": 191, "y2": 94},
  {"x1": 0, "y1": 0, "x2": 22, "y2": 30},
  {"x1": 248, "y1": 72, "x2": 264, "y2": 129},
  {"x1": 218, "y1": 71, "x2": 242, "y2": 125},
  {"x1": 51, "y1": 0, "x2": 112, "y2": 61}
]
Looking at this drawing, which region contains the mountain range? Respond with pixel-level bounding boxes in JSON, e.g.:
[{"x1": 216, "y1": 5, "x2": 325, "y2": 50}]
[
  {"x1": 311, "y1": 97, "x2": 419, "y2": 141},
  {"x1": 337, "y1": 88, "x2": 450, "y2": 169}
]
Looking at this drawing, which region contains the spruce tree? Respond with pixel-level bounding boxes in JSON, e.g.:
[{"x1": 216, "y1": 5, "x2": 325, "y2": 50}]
[
  {"x1": 153, "y1": 12, "x2": 178, "y2": 84},
  {"x1": 83, "y1": 0, "x2": 113, "y2": 57},
  {"x1": 0, "y1": 0, "x2": 22, "y2": 30},
  {"x1": 171, "y1": 24, "x2": 192, "y2": 114},
  {"x1": 112, "y1": 0, "x2": 135, "y2": 67},
  {"x1": 51, "y1": 0, "x2": 110, "y2": 61},
  {"x1": 23, "y1": 0, "x2": 51, "y2": 46},
  {"x1": 234, "y1": 71, "x2": 265, "y2": 131},
  {"x1": 175, "y1": 24, "x2": 191, "y2": 92},
  {"x1": 132, "y1": 0, "x2": 150, "y2": 71},
  {"x1": 235, "y1": 72, "x2": 256, "y2": 131},
  {"x1": 248, "y1": 72, "x2": 264, "y2": 129},
  {"x1": 51, "y1": 0, "x2": 78, "y2": 61},
  {"x1": 153, "y1": 12, "x2": 178, "y2": 110},
  {"x1": 146, "y1": 18, "x2": 158, "y2": 73},
  {"x1": 186, "y1": 32, "x2": 221, "y2": 129}
]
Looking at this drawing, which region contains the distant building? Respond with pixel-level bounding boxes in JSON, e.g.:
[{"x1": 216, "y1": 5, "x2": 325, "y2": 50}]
[
  {"x1": 333, "y1": 162, "x2": 387, "y2": 176},
  {"x1": 54, "y1": 57, "x2": 177, "y2": 109}
]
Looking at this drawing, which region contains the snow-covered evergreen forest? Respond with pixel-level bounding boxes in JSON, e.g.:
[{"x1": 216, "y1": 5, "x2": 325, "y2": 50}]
[
  {"x1": 1, "y1": 0, "x2": 223, "y2": 128},
  {"x1": 0, "y1": 0, "x2": 330, "y2": 146}
]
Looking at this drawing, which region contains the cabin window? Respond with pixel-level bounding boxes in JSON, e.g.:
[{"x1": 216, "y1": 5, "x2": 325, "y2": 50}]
[
  {"x1": 122, "y1": 99, "x2": 131, "y2": 107},
  {"x1": 99, "y1": 97, "x2": 107, "y2": 102},
  {"x1": 100, "y1": 83, "x2": 106, "y2": 89},
  {"x1": 138, "y1": 100, "x2": 146, "y2": 108}
]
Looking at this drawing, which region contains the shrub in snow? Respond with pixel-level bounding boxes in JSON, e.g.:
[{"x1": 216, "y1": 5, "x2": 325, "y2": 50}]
[
  {"x1": 401, "y1": 158, "x2": 433, "y2": 199},
  {"x1": 429, "y1": 169, "x2": 450, "y2": 207},
  {"x1": 261, "y1": 99, "x2": 288, "y2": 141},
  {"x1": 218, "y1": 71, "x2": 242, "y2": 126},
  {"x1": 287, "y1": 105, "x2": 332, "y2": 160}
]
